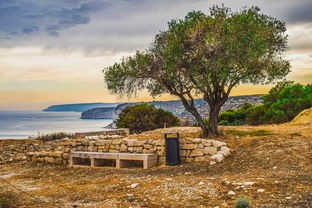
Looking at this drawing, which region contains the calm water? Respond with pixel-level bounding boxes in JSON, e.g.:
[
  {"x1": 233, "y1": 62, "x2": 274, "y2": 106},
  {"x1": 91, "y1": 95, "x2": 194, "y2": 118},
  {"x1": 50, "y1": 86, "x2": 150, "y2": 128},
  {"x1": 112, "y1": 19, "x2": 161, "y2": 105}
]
[{"x1": 0, "y1": 111, "x2": 113, "y2": 139}]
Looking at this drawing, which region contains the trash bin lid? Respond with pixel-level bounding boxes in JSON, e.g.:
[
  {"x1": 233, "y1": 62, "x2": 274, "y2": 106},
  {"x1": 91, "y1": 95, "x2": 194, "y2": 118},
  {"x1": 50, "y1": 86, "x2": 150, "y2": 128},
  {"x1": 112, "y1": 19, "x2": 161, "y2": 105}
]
[{"x1": 164, "y1": 132, "x2": 179, "y2": 138}]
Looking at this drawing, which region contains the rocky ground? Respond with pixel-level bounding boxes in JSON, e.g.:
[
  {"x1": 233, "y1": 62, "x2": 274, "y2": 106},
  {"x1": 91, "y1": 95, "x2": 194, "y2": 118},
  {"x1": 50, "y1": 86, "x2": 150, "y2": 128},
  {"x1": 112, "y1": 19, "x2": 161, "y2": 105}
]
[{"x1": 0, "y1": 114, "x2": 311, "y2": 207}]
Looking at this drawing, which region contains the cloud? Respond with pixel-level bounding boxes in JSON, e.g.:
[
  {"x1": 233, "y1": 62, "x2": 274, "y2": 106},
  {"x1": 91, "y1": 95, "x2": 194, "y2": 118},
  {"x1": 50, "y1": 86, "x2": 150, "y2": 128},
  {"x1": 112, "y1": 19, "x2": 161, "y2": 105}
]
[
  {"x1": 0, "y1": 0, "x2": 109, "y2": 37},
  {"x1": 283, "y1": 0, "x2": 312, "y2": 24}
]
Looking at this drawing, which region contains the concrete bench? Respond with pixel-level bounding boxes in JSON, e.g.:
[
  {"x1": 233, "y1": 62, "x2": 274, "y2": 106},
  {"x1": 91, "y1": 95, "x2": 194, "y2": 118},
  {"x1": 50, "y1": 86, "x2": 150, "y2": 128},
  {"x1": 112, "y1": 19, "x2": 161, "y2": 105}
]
[{"x1": 69, "y1": 151, "x2": 157, "y2": 169}]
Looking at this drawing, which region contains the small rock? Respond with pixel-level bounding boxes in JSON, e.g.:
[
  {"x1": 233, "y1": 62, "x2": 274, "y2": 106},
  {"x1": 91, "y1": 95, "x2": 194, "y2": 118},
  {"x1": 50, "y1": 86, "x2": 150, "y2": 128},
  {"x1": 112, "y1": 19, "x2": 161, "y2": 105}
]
[
  {"x1": 286, "y1": 197, "x2": 292, "y2": 199},
  {"x1": 184, "y1": 172, "x2": 191, "y2": 175},
  {"x1": 273, "y1": 166, "x2": 277, "y2": 169},
  {"x1": 243, "y1": 181, "x2": 255, "y2": 186},
  {"x1": 198, "y1": 182, "x2": 205, "y2": 185},
  {"x1": 227, "y1": 191, "x2": 236, "y2": 195},
  {"x1": 210, "y1": 161, "x2": 216, "y2": 166},
  {"x1": 257, "y1": 189, "x2": 265, "y2": 192},
  {"x1": 130, "y1": 183, "x2": 139, "y2": 188},
  {"x1": 165, "y1": 178, "x2": 173, "y2": 181},
  {"x1": 126, "y1": 193, "x2": 134, "y2": 197},
  {"x1": 211, "y1": 153, "x2": 224, "y2": 163}
]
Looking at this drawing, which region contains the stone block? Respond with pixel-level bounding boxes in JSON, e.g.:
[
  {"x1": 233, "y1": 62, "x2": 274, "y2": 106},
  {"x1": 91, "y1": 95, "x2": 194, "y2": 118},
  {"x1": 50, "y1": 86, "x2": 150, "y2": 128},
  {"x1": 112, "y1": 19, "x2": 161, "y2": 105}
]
[
  {"x1": 143, "y1": 144, "x2": 153, "y2": 149},
  {"x1": 203, "y1": 140, "x2": 213, "y2": 147},
  {"x1": 112, "y1": 140, "x2": 121, "y2": 145},
  {"x1": 219, "y1": 146, "x2": 230, "y2": 156},
  {"x1": 180, "y1": 144, "x2": 194, "y2": 150},
  {"x1": 211, "y1": 153, "x2": 224, "y2": 163},
  {"x1": 180, "y1": 150, "x2": 189, "y2": 157},
  {"x1": 134, "y1": 146, "x2": 143, "y2": 153},
  {"x1": 190, "y1": 149, "x2": 204, "y2": 157},
  {"x1": 153, "y1": 140, "x2": 163, "y2": 146},
  {"x1": 120, "y1": 144, "x2": 127, "y2": 152},
  {"x1": 194, "y1": 156, "x2": 205, "y2": 162},
  {"x1": 186, "y1": 157, "x2": 194, "y2": 162},
  {"x1": 203, "y1": 147, "x2": 217, "y2": 155},
  {"x1": 212, "y1": 140, "x2": 226, "y2": 147},
  {"x1": 197, "y1": 143, "x2": 204, "y2": 149},
  {"x1": 204, "y1": 155, "x2": 211, "y2": 161}
]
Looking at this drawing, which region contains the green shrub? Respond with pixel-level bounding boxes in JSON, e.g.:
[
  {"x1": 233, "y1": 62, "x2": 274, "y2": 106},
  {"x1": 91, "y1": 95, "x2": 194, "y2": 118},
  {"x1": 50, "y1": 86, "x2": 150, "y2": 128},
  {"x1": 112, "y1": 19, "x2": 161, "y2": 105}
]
[
  {"x1": 34, "y1": 132, "x2": 74, "y2": 142},
  {"x1": 193, "y1": 118, "x2": 209, "y2": 127},
  {"x1": 116, "y1": 104, "x2": 180, "y2": 133},
  {"x1": 262, "y1": 82, "x2": 312, "y2": 124},
  {"x1": 218, "y1": 103, "x2": 253, "y2": 125},
  {"x1": 223, "y1": 81, "x2": 312, "y2": 126},
  {"x1": 245, "y1": 104, "x2": 267, "y2": 125},
  {"x1": 235, "y1": 197, "x2": 250, "y2": 208}
]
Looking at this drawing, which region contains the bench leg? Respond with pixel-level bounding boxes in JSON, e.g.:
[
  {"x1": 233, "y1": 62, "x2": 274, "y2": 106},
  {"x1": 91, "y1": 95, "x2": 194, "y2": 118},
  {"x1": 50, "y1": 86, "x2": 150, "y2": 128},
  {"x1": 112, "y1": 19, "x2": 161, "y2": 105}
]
[
  {"x1": 90, "y1": 157, "x2": 94, "y2": 167},
  {"x1": 143, "y1": 160, "x2": 148, "y2": 169},
  {"x1": 116, "y1": 159, "x2": 120, "y2": 169}
]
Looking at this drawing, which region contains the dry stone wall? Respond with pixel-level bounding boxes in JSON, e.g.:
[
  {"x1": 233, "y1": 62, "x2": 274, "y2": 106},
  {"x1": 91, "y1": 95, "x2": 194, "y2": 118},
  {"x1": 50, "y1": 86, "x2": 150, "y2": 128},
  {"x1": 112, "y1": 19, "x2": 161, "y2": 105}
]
[
  {"x1": 0, "y1": 140, "x2": 43, "y2": 164},
  {"x1": 1, "y1": 134, "x2": 230, "y2": 166}
]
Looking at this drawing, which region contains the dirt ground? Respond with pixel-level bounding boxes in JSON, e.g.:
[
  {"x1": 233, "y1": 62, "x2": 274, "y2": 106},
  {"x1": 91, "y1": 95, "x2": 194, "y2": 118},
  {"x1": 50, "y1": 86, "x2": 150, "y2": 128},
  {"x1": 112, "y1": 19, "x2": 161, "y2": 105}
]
[{"x1": 1, "y1": 121, "x2": 311, "y2": 207}]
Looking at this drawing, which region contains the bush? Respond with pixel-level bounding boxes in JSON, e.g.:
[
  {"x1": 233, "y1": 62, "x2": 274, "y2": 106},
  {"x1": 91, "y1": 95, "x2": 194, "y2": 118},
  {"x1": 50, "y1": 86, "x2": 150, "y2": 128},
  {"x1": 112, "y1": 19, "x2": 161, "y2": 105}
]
[
  {"x1": 116, "y1": 104, "x2": 180, "y2": 133},
  {"x1": 218, "y1": 103, "x2": 253, "y2": 125},
  {"x1": 34, "y1": 132, "x2": 74, "y2": 142},
  {"x1": 246, "y1": 104, "x2": 267, "y2": 125},
  {"x1": 263, "y1": 83, "x2": 312, "y2": 123},
  {"x1": 235, "y1": 197, "x2": 250, "y2": 208},
  {"x1": 220, "y1": 81, "x2": 312, "y2": 125}
]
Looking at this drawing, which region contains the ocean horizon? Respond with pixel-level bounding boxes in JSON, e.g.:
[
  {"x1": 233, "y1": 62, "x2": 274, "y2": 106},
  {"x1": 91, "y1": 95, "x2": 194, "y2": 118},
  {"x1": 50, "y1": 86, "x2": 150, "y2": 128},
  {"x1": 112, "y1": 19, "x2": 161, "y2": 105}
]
[{"x1": 0, "y1": 111, "x2": 113, "y2": 139}]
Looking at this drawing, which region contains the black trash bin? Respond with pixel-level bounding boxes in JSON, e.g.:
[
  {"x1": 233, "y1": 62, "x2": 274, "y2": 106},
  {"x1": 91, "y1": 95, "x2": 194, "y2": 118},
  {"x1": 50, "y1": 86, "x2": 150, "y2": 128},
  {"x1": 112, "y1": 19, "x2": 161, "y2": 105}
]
[{"x1": 164, "y1": 132, "x2": 180, "y2": 166}]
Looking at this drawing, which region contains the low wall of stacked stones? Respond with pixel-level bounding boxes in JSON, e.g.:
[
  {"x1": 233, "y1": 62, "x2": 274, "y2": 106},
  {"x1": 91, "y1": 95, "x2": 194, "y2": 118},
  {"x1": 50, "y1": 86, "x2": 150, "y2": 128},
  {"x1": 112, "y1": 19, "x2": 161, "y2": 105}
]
[{"x1": 1, "y1": 135, "x2": 230, "y2": 166}]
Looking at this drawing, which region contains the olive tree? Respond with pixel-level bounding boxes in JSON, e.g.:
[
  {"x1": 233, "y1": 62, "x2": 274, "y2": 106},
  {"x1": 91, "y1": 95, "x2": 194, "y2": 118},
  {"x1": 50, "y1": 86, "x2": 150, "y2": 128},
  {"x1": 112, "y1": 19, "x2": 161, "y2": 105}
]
[{"x1": 104, "y1": 6, "x2": 290, "y2": 137}]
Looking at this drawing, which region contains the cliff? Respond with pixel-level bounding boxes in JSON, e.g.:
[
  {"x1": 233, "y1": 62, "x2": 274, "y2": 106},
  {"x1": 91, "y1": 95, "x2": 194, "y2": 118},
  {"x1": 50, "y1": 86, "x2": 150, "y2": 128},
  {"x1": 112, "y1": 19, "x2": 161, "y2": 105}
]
[{"x1": 80, "y1": 107, "x2": 116, "y2": 119}]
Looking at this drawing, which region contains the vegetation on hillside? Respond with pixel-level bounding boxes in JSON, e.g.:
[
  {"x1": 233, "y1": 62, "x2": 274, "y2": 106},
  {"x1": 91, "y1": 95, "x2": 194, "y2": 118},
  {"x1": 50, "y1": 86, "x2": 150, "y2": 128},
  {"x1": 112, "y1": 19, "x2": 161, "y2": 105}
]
[
  {"x1": 104, "y1": 6, "x2": 290, "y2": 137},
  {"x1": 218, "y1": 81, "x2": 312, "y2": 125},
  {"x1": 116, "y1": 104, "x2": 180, "y2": 133},
  {"x1": 34, "y1": 132, "x2": 74, "y2": 142}
]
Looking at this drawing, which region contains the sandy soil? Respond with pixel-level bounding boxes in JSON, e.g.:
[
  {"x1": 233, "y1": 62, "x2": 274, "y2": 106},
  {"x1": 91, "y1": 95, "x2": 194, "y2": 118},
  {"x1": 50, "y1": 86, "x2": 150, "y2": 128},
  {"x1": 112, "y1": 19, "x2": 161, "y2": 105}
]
[{"x1": 1, "y1": 120, "x2": 311, "y2": 207}]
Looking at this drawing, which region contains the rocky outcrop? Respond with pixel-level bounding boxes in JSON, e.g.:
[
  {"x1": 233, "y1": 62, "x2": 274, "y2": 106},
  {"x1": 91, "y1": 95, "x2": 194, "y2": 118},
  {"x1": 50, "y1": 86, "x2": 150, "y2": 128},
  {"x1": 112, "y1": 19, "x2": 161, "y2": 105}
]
[{"x1": 80, "y1": 107, "x2": 116, "y2": 119}]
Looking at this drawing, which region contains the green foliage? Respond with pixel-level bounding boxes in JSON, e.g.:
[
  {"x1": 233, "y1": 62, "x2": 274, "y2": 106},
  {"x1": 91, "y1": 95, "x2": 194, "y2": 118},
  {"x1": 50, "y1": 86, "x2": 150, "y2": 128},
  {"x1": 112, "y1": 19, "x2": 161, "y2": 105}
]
[
  {"x1": 192, "y1": 118, "x2": 209, "y2": 127},
  {"x1": 104, "y1": 6, "x2": 290, "y2": 136},
  {"x1": 221, "y1": 81, "x2": 312, "y2": 125},
  {"x1": 34, "y1": 132, "x2": 74, "y2": 142},
  {"x1": 245, "y1": 104, "x2": 267, "y2": 125},
  {"x1": 263, "y1": 83, "x2": 312, "y2": 123},
  {"x1": 235, "y1": 197, "x2": 250, "y2": 208},
  {"x1": 116, "y1": 104, "x2": 180, "y2": 133},
  {"x1": 0, "y1": 191, "x2": 19, "y2": 208},
  {"x1": 218, "y1": 103, "x2": 253, "y2": 125}
]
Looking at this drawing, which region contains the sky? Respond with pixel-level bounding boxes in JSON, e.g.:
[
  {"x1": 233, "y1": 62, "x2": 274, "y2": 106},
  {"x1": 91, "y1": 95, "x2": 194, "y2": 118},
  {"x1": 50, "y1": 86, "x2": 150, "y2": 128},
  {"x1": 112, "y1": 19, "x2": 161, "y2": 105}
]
[{"x1": 0, "y1": 0, "x2": 311, "y2": 110}]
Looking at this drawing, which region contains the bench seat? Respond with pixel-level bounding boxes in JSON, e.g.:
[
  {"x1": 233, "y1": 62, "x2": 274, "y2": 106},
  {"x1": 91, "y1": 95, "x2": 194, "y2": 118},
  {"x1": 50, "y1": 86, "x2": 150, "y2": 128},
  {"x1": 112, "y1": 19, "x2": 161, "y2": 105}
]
[{"x1": 69, "y1": 151, "x2": 157, "y2": 169}]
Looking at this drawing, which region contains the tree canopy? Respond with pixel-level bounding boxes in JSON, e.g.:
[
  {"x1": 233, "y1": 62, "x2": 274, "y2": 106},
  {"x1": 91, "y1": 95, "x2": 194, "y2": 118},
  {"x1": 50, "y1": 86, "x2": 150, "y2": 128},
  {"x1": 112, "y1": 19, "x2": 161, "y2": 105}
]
[{"x1": 104, "y1": 6, "x2": 290, "y2": 137}]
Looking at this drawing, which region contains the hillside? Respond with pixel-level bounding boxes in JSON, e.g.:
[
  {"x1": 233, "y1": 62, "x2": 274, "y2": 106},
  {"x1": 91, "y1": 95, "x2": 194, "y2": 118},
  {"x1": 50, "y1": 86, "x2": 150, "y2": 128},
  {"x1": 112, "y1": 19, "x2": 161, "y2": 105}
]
[
  {"x1": 81, "y1": 107, "x2": 116, "y2": 119},
  {"x1": 43, "y1": 103, "x2": 118, "y2": 112},
  {"x1": 113, "y1": 95, "x2": 263, "y2": 121},
  {"x1": 1, "y1": 120, "x2": 311, "y2": 207}
]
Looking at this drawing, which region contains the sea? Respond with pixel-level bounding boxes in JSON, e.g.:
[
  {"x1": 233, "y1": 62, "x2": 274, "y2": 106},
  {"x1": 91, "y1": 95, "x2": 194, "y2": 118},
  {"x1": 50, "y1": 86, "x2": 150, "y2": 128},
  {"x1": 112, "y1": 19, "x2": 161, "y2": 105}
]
[{"x1": 0, "y1": 111, "x2": 113, "y2": 139}]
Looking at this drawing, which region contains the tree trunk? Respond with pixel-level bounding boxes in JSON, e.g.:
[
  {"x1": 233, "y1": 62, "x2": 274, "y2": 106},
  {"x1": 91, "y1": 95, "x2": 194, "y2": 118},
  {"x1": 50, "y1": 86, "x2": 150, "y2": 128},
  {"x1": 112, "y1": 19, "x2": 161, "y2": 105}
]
[
  {"x1": 193, "y1": 112, "x2": 209, "y2": 137},
  {"x1": 208, "y1": 105, "x2": 222, "y2": 136},
  {"x1": 178, "y1": 96, "x2": 209, "y2": 137}
]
